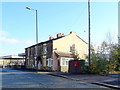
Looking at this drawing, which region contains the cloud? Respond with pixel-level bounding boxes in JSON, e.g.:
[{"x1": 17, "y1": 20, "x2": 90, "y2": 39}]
[
  {"x1": 0, "y1": 37, "x2": 20, "y2": 44},
  {"x1": 0, "y1": 30, "x2": 20, "y2": 44},
  {"x1": 0, "y1": 30, "x2": 8, "y2": 37},
  {"x1": 23, "y1": 40, "x2": 35, "y2": 45},
  {"x1": 0, "y1": 37, "x2": 35, "y2": 45},
  {"x1": 0, "y1": 30, "x2": 35, "y2": 45}
]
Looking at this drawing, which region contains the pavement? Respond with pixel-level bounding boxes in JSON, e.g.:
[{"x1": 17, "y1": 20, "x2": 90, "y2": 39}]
[{"x1": 38, "y1": 72, "x2": 120, "y2": 89}]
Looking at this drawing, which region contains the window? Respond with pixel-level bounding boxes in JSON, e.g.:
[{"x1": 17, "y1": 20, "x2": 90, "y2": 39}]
[
  {"x1": 28, "y1": 48, "x2": 30, "y2": 56},
  {"x1": 47, "y1": 58, "x2": 53, "y2": 67},
  {"x1": 70, "y1": 44, "x2": 75, "y2": 52},
  {"x1": 61, "y1": 57, "x2": 73, "y2": 66},
  {"x1": 43, "y1": 46, "x2": 47, "y2": 54},
  {"x1": 70, "y1": 46, "x2": 73, "y2": 52},
  {"x1": 35, "y1": 46, "x2": 37, "y2": 56},
  {"x1": 66, "y1": 61, "x2": 68, "y2": 65}
]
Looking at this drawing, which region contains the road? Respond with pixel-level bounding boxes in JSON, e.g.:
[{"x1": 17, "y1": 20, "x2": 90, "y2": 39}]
[{"x1": 1, "y1": 68, "x2": 107, "y2": 88}]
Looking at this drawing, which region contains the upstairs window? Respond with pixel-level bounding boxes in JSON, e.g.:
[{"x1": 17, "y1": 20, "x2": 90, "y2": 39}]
[
  {"x1": 70, "y1": 44, "x2": 75, "y2": 52},
  {"x1": 28, "y1": 48, "x2": 30, "y2": 56},
  {"x1": 35, "y1": 46, "x2": 37, "y2": 56},
  {"x1": 70, "y1": 46, "x2": 73, "y2": 52},
  {"x1": 43, "y1": 46, "x2": 47, "y2": 54}
]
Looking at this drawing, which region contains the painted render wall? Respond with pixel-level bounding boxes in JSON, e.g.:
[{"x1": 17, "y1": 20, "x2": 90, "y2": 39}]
[
  {"x1": 52, "y1": 32, "x2": 88, "y2": 72},
  {"x1": 52, "y1": 52, "x2": 58, "y2": 71},
  {"x1": 53, "y1": 32, "x2": 88, "y2": 59}
]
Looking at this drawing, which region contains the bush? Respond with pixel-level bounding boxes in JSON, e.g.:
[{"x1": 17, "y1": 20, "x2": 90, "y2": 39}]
[
  {"x1": 82, "y1": 66, "x2": 89, "y2": 73},
  {"x1": 90, "y1": 59, "x2": 109, "y2": 75}
]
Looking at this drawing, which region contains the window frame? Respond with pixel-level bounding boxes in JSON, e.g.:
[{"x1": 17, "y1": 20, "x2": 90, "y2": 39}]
[{"x1": 60, "y1": 57, "x2": 73, "y2": 66}]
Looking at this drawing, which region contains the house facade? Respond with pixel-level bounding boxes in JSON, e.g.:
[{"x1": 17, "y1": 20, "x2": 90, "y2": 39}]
[{"x1": 25, "y1": 32, "x2": 88, "y2": 72}]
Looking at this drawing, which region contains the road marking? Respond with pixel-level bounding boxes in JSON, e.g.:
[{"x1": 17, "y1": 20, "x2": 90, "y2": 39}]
[
  {"x1": 104, "y1": 79, "x2": 117, "y2": 82},
  {"x1": 0, "y1": 72, "x2": 33, "y2": 74},
  {"x1": 36, "y1": 72, "x2": 53, "y2": 74},
  {"x1": 0, "y1": 73, "x2": 11, "y2": 74}
]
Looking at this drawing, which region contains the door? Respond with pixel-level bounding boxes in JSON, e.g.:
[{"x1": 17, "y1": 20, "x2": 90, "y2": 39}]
[{"x1": 38, "y1": 61, "x2": 41, "y2": 70}]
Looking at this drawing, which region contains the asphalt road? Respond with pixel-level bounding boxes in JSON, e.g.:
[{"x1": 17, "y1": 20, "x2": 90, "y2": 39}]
[{"x1": 1, "y1": 68, "x2": 107, "y2": 88}]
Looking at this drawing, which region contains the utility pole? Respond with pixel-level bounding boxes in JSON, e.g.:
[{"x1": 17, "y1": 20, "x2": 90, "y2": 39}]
[{"x1": 88, "y1": 0, "x2": 91, "y2": 71}]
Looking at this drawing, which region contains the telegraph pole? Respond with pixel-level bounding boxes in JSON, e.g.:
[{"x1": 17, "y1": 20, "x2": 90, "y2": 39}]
[{"x1": 88, "y1": 0, "x2": 91, "y2": 71}]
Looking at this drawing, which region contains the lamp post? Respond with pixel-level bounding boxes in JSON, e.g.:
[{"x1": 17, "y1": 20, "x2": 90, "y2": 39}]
[{"x1": 26, "y1": 7, "x2": 39, "y2": 72}]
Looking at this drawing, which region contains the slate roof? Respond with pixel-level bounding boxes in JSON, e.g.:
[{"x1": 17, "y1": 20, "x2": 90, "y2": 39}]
[
  {"x1": 54, "y1": 51, "x2": 73, "y2": 58},
  {"x1": 26, "y1": 36, "x2": 65, "y2": 49},
  {"x1": 26, "y1": 32, "x2": 87, "y2": 49}
]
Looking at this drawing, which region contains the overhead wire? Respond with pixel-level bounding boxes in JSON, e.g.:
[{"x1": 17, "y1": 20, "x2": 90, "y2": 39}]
[{"x1": 67, "y1": 3, "x2": 87, "y2": 32}]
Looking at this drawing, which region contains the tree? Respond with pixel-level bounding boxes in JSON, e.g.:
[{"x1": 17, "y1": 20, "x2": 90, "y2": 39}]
[
  {"x1": 89, "y1": 42, "x2": 110, "y2": 74},
  {"x1": 89, "y1": 41, "x2": 120, "y2": 75},
  {"x1": 108, "y1": 44, "x2": 120, "y2": 73},
  {"x1": 71, "y1": 44, "x2": 80, "y2": 60}
]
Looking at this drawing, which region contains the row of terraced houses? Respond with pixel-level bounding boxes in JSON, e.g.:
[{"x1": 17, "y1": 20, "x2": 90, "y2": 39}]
[{"x1": 25, "y1": 32, "x2": 88, "y2": 72}]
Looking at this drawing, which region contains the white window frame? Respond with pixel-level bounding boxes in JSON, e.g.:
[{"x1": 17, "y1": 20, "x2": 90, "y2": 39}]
[
  {"x1": 47, "y1": 58, "x2": 53, "y2": 67},
  {"x1": 35, "y1": 46, "x2": 37, "y2": 56},
  {"x1": 70, "y1": 44, "x2": 75, "y2": 52},
  {"x1": 28, "y1": 48, "x2": 30, "y2": 56},
  {"x1": 43, "y1": 46, "x2": 47, "y2": 54},
  {"x1": 60, "y1": 57, "x2": 73, "y2": 66},
  {"x1": 70, "y1": 46, "x2": 73, "y2": 52}
]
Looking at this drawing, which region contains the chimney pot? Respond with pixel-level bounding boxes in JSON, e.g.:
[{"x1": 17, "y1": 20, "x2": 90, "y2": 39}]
[
  {"x1": 57, "y1": 33, "x2": 61, "y2": 38},
  {"x1": 62, "y1": 33, "x2": 64, "y2": 36},
  {"x1": 57, "y1": 33, "x2": 64, "y2": 38}
]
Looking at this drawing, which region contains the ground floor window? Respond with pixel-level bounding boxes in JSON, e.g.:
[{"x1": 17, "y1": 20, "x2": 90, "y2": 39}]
[
  {"x1": 60, "y1": 57, "x2": 73, "y2": 66},
  {"x1": 47, "y1": 58, "x2": 53, "y2": 67}
]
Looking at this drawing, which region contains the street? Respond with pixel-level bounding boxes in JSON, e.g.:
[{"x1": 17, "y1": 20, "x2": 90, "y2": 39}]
[{"x1": 1, "y1": 68, "x2": 107, "y2": 88}]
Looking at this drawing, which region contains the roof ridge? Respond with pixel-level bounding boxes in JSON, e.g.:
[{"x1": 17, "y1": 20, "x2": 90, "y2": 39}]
[
  {"x1": 26, "y1": 35, "x2": 66, "y2": 48},
  {"x1": 76, "y1": 35, "x2": 88, "y2": 44}
]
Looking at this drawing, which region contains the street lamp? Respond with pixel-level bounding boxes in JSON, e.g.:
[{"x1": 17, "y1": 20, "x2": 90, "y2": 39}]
[
  {"x1": 26, "y1": 7, "x2": 38, "y2": 44},
  {"x1": 26, "y1": 7, "x2": 39, "y2": 72}
]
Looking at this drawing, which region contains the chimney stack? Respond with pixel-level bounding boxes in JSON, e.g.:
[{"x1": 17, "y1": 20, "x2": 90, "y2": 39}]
[
  {"x1": 49, "y1": 36, "x2": 54, "y2": 40},
  {"x1": 57, "y1": 33, "x2": 64, "y2": 38},
  {"x1": 70, "y1": 32, "x2": 77, "y2": 35}
]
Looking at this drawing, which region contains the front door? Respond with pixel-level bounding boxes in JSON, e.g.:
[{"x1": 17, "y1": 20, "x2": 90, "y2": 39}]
[
  {"x1": 58, "y1": 59, "x2": 61, "y2": 72},
  {"x1": 38, "y1": 61, "x2": 41, "y2": 70}
]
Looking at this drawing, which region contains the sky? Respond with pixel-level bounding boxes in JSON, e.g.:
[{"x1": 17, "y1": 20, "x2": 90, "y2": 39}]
[{"x1": 0, "y1": 0, "x2": 118, "y2": 56}]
